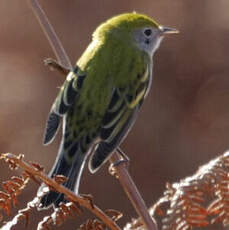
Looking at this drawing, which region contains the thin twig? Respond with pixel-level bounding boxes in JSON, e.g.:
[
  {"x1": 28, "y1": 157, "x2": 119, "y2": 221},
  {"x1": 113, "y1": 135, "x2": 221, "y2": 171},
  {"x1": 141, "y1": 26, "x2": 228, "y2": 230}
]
[
  {"x1": 1, "y1": 153, "x2": 121, "y2": 230},
  {"x1": 28, "y1": 0, "x2": 72, "y2": 69},
  {"x1": 110, "y1": 151, "x2": 157, "y2": 230},
  {"x1": 28, "y1": 1, "x2": 157, "y2": 229}
]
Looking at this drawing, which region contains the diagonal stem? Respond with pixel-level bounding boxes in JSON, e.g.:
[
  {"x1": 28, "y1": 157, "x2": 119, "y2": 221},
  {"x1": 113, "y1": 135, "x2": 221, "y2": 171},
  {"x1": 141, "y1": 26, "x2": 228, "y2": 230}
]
[
  {"x1": 28, "y1": 0, "x2": 72, "y2": 69},
  {"x1": 28, "y1": 1, "x2": 157, "y2": 229},
  {"x1": 109, "y1": 151, "x2": 157, "y2": 230}
]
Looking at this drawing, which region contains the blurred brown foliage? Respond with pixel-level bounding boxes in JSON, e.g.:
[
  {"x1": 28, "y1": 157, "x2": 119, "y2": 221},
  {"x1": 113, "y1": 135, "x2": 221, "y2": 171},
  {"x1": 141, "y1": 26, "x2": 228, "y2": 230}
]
[{"x1": 0, "y1": 0, "x2": 229, "y2": 229}]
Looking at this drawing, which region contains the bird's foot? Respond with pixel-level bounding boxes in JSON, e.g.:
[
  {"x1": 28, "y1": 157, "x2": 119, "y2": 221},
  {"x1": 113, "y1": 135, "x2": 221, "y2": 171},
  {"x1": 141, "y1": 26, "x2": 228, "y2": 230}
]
[{"x1": 109, "y1": 148, "x2": 129, "y2": 178}]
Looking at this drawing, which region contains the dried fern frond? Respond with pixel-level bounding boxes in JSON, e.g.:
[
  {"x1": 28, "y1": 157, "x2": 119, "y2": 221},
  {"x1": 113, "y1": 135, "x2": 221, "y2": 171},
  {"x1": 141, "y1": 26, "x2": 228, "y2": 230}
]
[
  {"x1": 79, "y1": 209, "x2": 122, "y2": 230},
  {"x1": 79, "y1": 219, "x2": 106, "y2": 230},
  {"x1": 125, "y1": 151, "x2": 229, "y2": 230},
  {"x1": 0, "y1": 153, "x2": 121, "y2": 230},
  {"x1": 38, "y1": 202, "x2": 83, "y2": 230},
  {"x1": 155, "y1": 152, "x2": 229, "y2": 230},
  {"x1": 0, "y1": 169, "x2": 29, "y2": 219},
  {"x1": 207, "y1": 153, "x2": 229, "y2": 226},
  {"x1": 1, "y1": 196, "x2": 39, "y2": 229}
]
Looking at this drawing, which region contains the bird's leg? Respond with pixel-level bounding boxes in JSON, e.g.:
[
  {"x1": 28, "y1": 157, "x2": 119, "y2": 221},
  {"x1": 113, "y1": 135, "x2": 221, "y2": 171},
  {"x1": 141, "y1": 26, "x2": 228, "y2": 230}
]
[
  {"x1": 109, "y1": 148, "x2": 129, "y2": 178},
  {"x1": 44, "y1": 58, "x2": 71, "y2": 76}
]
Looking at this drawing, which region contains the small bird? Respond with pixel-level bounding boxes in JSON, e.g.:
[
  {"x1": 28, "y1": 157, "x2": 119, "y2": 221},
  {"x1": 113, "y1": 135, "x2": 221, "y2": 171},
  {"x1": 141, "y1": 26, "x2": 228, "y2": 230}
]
[{"x1": 39, "y1": 12, "x2": 178, "y2": 208}]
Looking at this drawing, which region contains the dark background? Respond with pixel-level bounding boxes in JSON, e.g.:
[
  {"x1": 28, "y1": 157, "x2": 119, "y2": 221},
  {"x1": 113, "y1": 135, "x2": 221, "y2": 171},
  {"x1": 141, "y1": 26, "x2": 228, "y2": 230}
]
[{"x1": 0, "y1": 0, "x2": 229, "y2": 229}]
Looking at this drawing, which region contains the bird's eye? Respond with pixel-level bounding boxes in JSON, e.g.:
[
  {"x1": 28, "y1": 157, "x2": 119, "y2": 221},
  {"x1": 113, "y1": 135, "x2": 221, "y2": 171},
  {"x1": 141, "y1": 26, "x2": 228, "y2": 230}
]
[{"x1": 143, "y1": 28, "x2": 152, "y2": 37}]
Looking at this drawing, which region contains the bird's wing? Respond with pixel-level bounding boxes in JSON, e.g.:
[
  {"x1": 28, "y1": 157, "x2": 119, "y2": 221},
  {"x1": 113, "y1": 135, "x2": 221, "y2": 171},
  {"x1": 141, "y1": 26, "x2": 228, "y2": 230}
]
[
  {"x1": 89, "y1": 66, "x2": 150, "y2": 172},
  {"x1": 43, "y1": 68, "x2": 86, "y2": 145}
]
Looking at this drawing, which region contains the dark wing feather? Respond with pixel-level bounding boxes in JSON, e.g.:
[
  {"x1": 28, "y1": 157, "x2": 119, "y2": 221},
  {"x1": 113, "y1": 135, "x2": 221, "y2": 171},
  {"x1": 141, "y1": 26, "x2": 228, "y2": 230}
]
[
  {"x1": 89, "y1": 64, "x2": 150, "y2": 172},
  {"x1": 43, "y1": 69, "x2": 86, "y2": 145},
  {"x1": 89, "y1": 107, "x2": 138, "y2": 173},
  {"x1": 43, "y1": 112, "x2": 61, "y2": 145},
  {"x1": 88, "y1": 86, "x2": 141, "y2": 173}
]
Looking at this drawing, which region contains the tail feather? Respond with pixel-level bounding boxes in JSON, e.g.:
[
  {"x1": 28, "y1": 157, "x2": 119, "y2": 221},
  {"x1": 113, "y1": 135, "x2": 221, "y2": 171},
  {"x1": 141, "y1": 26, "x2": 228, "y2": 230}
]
[{"x1": 38, "y1": 140, "x2": 86, "y2": 209}]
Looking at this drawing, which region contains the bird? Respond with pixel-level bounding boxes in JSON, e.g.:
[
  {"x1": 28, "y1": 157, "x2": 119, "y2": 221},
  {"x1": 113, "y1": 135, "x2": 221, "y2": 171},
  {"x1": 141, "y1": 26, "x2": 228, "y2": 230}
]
[{"x1": 38, "y1": 12, "x2": 178, "y2": 209}]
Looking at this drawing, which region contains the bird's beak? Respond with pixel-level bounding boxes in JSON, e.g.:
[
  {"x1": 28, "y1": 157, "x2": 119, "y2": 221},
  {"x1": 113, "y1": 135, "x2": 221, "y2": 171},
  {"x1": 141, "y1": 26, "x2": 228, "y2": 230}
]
[{"x1": 159, "y1": 25, "x2": 179, "y2": 35}]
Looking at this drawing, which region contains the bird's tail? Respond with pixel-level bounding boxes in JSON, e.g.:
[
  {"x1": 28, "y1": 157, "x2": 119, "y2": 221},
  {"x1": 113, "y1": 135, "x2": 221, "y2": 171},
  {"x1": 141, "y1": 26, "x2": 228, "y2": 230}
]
[{"x1": 38, "y1": 140, "x2": 86, "y2": 209}]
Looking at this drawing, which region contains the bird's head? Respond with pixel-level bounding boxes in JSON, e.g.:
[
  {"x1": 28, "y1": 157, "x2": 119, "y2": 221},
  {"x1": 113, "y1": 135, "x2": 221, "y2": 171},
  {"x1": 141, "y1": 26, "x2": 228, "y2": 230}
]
[{"x1": 93, "y1": 12, "x2": 178, "y2": 57}]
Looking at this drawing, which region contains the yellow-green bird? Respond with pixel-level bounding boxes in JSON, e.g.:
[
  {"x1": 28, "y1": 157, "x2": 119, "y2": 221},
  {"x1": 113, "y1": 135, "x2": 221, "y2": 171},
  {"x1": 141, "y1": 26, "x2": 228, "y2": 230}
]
[{"x1": 39, "y1": 12, "x2": 178, "y2": 208}]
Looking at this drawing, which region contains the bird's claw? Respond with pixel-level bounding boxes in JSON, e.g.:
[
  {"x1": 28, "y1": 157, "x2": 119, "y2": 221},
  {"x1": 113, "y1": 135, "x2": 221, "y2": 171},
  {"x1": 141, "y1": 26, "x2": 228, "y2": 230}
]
[{"x1": 109, "y1": 149, "x2": 130, "y2": 178}]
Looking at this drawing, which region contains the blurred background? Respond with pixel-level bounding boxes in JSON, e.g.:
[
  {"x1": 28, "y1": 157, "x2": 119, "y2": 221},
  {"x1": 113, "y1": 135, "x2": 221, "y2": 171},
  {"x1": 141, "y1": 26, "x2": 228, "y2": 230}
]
[{"x1": 0, "y1": 0, "x2": 229, "y2": 229}]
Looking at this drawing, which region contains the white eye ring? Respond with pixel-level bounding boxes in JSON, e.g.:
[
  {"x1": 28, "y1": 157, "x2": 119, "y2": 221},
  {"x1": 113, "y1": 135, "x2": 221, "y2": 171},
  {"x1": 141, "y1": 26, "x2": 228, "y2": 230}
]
[{"x1": 143, "y1": 28, "x2": 152, "y2": 37}]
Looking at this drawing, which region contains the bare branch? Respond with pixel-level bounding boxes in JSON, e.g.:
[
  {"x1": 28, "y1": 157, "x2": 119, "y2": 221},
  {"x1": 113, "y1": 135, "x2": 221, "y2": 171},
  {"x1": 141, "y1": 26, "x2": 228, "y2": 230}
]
[
  {"x1": 28, "y1": 0, "x2": 72, "y2": 69},
  {"x1": 109, "y1": 151, "x2": 157, "y2": 230}
]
